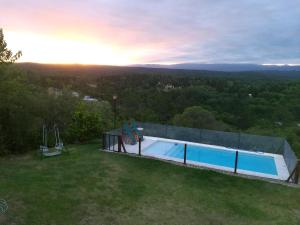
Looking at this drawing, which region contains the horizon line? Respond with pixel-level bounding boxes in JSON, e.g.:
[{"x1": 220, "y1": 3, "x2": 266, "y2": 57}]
[{"x1": 16, "y1": 62, "x2": 300, "y2": 67}]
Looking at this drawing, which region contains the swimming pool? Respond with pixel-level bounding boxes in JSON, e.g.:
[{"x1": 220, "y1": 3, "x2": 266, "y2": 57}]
[{"x1": 144, "y1": 141, "x2": 278, "y2": 176}]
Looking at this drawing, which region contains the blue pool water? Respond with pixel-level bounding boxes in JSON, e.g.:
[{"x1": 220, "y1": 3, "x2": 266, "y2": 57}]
[{"x1": 144, "y1": 141, "x2": 278, "y2": 175}]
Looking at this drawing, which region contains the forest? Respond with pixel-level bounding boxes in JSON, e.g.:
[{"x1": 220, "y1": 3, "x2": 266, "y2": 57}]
[{"x1": 1, "y1": 29, "x2": 300, "y2": 156}]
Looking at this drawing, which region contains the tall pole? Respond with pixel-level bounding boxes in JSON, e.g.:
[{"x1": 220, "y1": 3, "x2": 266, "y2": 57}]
[
  {"x1": 294, "y1": 161, "x2": 300, "y2": 184},
  {"x1": 113, "y1": 95, "x2": 117, "y2": 129},
  {"x1": 139, "y1": 138, "x2": 141, "y2": 156},
  {"x1": 234, "y1": 151, "x2": 239, "y2": 174},
  {"x1": 184, "y1": 144, "x2": 187, "y2": 165}
]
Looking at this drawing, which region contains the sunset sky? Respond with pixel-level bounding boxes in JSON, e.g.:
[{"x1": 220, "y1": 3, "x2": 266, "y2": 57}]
[{"x1": 1, "y1": 0, "x2": 299, "y2": 65}]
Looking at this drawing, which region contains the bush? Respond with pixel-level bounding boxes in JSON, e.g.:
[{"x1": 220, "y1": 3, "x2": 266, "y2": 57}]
[{"x1": 68, "y1": 101, "x2": 113, "y2": 142}]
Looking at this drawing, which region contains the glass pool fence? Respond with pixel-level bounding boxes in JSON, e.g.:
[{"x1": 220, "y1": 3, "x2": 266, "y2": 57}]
[{"x1": 103, "y1": 122, "x2": 299, "y2": 184}]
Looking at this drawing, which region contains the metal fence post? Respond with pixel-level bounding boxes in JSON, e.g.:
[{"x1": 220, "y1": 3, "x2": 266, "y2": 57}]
[
  {"x1": 234, "y1": 151, "x2": 239, "y2": 173},
  {"x1": 118, "y1": 135, "x2": 122, "y2": 152},
  {"x1": 295, "y1": 161, "x2": 300, "y2": 184},
  {"x1": 184, "y1": 144, "x2": 187, "y2": 165},
  {"x1": 139, "y1": 138, "x2": 141, "y2": 156}
]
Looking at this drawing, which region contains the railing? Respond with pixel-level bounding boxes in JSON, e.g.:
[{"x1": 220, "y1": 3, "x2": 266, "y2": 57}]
[
  {"x1": 102, "y1": 133, "x2": 241, "y2": 174},
  {"x1": 102, "y1": 122, "x2": 299, "y2": 184},
  {"x1": 102, "y1": 133, "x2": 126, "y2": 153},
  {"x1": 135, "y1": 122, "x2": 285, "y2": 154},
  {"x1": 134, "y1": 122, "x2": 299, "y2": 183}
]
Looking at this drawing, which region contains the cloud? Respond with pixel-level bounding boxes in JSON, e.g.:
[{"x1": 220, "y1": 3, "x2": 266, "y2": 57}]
[{"x1": 1, "y1": 0, "x2": 299, "y2": 64}]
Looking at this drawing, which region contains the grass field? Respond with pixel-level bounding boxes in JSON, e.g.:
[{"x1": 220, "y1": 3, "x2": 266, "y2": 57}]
[{"x1": 0, "y1": 141, "x2": 299, "y2": 225}]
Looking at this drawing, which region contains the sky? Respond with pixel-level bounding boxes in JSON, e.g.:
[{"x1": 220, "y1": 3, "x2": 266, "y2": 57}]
[{"x1": 1, "y1": 0, "x2": 300, "y2": 65}]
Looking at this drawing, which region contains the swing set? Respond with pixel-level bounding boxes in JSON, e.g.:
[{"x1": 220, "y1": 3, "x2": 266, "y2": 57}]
[{"x1": 39, "y1": 124, "x2": 64, "y2": 157}]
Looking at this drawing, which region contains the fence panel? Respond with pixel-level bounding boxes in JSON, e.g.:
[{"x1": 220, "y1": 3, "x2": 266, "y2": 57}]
[
  {"x1": 166, "y1": 125, "x2": 200, "y2": 143},
  {"x1": 239, "y1": 133, "x2": 284, "y2": 154},
  {"x1": 137, "y1": 122, "x2": 168, "y2": 138},
  {"x1": 283, "y1": 140, "x2": 298, "y2": 174},
  {"x1": 103, "y1": 133, "x2": 119, "y2": 151},
  {"x1": 135, "y1": 122, "x2": 287, "y2": 155},
  {"x1": 104, "y1": 122, "x2": 299, "y2": 182},
  {"x1": 200, "y1": 129, "x2": 239, "y2": 149}
]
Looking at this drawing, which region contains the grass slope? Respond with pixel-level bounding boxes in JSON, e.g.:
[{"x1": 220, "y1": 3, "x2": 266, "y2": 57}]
[{"x1": 0, "y1": 142, "x2": 299, "y2": 225}]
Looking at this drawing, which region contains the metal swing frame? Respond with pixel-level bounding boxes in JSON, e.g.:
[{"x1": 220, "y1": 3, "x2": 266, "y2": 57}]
[{"x1": 39, "y1": 124, "x2": 64, "y2": 157}]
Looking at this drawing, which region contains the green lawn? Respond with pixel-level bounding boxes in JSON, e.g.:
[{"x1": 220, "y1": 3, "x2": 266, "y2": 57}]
[{"x1": 0, "y1": 141, "x2": 299, "y2": 225}]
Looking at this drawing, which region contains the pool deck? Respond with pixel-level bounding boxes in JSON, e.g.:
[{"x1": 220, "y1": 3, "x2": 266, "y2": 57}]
[{"x1": 119, "y1": 136, "x2": 290, "y2": 181}]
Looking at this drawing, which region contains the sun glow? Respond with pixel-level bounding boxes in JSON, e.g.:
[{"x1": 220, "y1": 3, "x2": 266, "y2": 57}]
[{"x1": 5, "y1": 31, "x2": 139, "y2": 65}]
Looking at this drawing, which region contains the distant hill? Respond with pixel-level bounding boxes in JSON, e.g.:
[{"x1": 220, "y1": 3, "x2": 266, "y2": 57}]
[
  {"x1": 132, "y1": 63, "x2": 300, "y2": 72},
  {"x1": 15, "y1": 62, "x2": 300, "y2": 80}
]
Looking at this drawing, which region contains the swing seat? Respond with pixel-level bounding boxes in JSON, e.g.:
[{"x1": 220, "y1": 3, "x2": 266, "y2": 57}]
[
  {"x1": 40, "y1": 145, "x2": 62, "y2": 157},
  {"x1": 42, "y1": 150, "x2": 62, "y2": 157}
]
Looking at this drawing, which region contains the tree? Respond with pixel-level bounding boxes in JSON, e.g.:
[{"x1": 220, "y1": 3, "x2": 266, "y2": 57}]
[
  {"x1": 69, "y1": 101, "x2": 113, "y2": 142},
  {"x1": 0, "y1": 69, "x2": 41, "y2": 154},
  {"x1": 172, "y1": 106, "x2": 229, "y2": 130},
  {"x1": 0, "y1": 28, "x2": 22, "y2": 65},
  {"x1": 0, "y1": 28, "x2": 27, "y2": 154}
]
